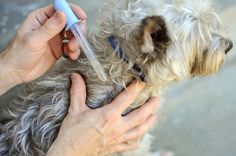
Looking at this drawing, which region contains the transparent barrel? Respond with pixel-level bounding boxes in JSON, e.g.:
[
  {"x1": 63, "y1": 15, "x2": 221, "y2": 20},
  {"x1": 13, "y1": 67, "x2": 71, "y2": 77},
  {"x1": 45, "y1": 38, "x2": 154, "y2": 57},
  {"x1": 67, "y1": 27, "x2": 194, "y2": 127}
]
[{"x1": 70, "y1": 23, "x2": 107, "y2": 82}]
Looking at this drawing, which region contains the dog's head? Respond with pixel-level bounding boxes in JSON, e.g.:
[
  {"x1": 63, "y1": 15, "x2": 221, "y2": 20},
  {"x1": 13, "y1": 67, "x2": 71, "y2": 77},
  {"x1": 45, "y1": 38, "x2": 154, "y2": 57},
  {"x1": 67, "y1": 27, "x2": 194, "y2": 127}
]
[
  {"x1": 99, "y1": 0, "x2": 233, "y2": 85},
  {"x1": 160, "y1": 0, "x2": 233, "y2": 79}
]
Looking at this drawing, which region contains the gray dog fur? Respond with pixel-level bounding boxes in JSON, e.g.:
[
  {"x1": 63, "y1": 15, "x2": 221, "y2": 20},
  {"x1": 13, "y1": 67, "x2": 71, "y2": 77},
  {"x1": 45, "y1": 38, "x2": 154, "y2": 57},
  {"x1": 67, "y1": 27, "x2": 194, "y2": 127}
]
[{"x1": 0, "y1": 0, "x2": 233, "y2": 155}]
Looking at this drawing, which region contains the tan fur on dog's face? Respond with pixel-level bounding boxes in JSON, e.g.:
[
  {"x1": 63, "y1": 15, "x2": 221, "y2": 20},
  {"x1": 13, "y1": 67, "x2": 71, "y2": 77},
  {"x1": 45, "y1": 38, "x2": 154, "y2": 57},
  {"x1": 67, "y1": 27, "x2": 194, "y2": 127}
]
[
  {"x1": 98, "y1": 0, "x2": 233, "y2": 87},
  {"x1": 130, "y1": 0, "x2": 234, "y2": 85},
  {"x1": 160, "y1": 0, "x2": 233, "y2": 78}
]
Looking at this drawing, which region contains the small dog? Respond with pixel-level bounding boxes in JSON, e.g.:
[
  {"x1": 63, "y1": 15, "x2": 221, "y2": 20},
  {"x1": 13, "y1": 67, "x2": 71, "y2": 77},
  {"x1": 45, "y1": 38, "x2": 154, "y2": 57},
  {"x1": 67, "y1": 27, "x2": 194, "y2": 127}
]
[{"x1": 0, "y1": 0, "x2": 233, "y2": 155}]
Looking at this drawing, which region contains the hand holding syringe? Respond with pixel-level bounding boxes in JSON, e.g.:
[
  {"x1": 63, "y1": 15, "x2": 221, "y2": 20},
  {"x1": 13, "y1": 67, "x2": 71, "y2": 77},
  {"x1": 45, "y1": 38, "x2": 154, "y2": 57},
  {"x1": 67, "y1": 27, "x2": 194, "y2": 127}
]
[{"x1": 54, "y1": 0, "x2": 107, "y2": 82}]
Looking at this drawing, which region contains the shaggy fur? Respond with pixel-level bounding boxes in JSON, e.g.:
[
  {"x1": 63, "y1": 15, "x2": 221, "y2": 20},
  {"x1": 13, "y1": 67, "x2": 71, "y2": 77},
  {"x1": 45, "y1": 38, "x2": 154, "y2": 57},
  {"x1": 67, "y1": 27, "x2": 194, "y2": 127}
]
[{"x1": 0, "y1": 0, "x2": 233, "y2": 155}]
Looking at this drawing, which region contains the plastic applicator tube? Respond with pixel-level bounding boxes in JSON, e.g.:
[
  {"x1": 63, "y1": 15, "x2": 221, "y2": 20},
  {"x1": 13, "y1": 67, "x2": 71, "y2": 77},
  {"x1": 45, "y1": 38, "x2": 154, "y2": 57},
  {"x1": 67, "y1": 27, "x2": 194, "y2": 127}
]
[{"x1": 54, "y1": 0, "x2": 107, "y2": 82}]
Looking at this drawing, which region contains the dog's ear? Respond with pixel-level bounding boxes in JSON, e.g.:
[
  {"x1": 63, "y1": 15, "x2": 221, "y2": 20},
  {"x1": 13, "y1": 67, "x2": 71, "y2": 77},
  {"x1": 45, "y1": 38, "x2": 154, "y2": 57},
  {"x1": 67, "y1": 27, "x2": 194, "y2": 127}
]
[{"x1": 136, "y1": 16, "x2": 170, "y2": 56}]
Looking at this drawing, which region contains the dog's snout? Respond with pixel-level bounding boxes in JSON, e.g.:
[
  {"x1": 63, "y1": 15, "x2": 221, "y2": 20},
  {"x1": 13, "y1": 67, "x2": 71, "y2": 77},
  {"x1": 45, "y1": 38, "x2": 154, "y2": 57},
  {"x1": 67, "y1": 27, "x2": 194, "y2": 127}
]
[{"x1": 225, "y1": 39, "x2": 233, "y2": 54}]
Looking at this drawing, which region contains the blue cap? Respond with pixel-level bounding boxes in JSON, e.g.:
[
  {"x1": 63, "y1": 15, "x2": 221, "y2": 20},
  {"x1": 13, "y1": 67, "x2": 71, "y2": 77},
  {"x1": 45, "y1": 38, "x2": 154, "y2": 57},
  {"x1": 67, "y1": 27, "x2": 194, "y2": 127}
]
[{"x1": 54, "y1": 0, "x2": 79, "y2": 30}]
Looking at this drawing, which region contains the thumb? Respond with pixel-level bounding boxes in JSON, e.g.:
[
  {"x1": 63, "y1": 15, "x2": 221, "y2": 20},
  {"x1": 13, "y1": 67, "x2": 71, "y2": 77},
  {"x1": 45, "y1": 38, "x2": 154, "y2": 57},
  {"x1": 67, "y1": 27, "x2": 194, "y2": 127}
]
[
  {"x1": 69, "y1": 73, "x2": 90, "y2": 116},
  {"x1": 33, "y1": 11, "x2": 66, "y2": 43}
]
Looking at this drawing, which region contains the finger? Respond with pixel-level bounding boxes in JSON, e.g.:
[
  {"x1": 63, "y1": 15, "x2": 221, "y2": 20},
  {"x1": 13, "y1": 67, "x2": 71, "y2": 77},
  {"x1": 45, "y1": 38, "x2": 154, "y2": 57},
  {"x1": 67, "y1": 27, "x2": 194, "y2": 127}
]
[
  {"x1": 65, "y1": 30, "x2": 74, "y2": 39},
  {"x1": 21, "y1": 5, "x2": 55, "y2": 33},
  {"x1": 68, "y1": 51, "x2": 80, "y2": 60},
  {"x1": 32, "y1": 11, "x2": 66, "y2": 44},
  {"x1": 117, "y1": 115, "x2": 156, "y2": 144},
  {"x1": 40, "y1": 4, "x2": 55, "y2": 19},
  {"x1": 68, "y1": 38, "x2": 80, "y2": 53},
  {"x1": 120, "y1": 97, "x2": 159, "y2": 133},
  {"x1": 48, "y1": 34, "x2": 64, "y2": 59},
  {"x1": 70, "y1": 4, "x2": 87, "y2": 20},
  {"x1": 105, "y1": 81, "x2": 145, "y2": 114},
  {"x1": 69, "y1": 73, "x2": 89, "y2": 115},
  {"x1": 80, "y1": 20, "x2": 87, "y2": 33},
  {"x1": 35, "y1": 5, "x2": 55, "y2": 25},
  {"x1": 34, "y1": 3, "x2": 87, "y2": 25},
  {"x1": 63, "y1": 39, "x2": 80, "y2": 60},
  {"x1": 105, "y1": 142, "x2": 140, "y2": 155}
]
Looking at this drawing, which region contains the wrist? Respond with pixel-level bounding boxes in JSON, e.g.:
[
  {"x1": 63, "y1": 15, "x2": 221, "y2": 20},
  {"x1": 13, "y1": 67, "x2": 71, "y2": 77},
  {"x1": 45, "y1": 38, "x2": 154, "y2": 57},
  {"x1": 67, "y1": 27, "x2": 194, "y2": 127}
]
[
  {"x1": 46, "y1": 139, "x2": 72, "y2": 156},
  {"x1": 0, "y1": 49, "x2": 22, "y2": 95}
]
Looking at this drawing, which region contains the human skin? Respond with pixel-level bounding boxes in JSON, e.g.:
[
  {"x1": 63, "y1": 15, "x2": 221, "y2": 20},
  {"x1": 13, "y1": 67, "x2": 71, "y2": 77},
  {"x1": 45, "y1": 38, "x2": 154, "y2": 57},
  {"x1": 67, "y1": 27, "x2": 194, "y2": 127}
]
[
  {"x1": 0, "y1": 4, "x2": 159, "y2": 156},
  {"x1": 47, "y1": 73, "x2": 158, "y2": 156},
  {"x1": 0, "y1": 4, "x2": 84, "y2": 95}
]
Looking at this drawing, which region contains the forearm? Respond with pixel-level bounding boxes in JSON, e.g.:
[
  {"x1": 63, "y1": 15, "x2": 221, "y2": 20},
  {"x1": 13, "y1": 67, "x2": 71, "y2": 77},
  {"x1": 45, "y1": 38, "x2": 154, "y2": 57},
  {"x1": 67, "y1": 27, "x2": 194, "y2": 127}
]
[{"x1": 0, "y1": 50, "x2": 22, "y2": 96}]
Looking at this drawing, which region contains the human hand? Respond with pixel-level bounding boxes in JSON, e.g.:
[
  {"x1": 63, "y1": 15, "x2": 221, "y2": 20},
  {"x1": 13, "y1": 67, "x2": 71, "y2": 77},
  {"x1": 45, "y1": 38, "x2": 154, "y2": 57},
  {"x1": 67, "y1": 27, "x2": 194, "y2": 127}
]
[
  {"x1": 46, "y1": 73, "x2": 158, "y2": 156},
  {"x1": 1, "y1": 4, "x2": 86, "y2": 84}
]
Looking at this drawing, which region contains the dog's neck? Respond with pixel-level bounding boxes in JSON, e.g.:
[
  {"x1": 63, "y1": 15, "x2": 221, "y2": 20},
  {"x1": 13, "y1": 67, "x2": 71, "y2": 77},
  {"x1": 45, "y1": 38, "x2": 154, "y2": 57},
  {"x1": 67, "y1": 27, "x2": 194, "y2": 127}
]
[
  {"x1": 108, "y1": 35, "x2": 146, "y2": 82},
  {"x1": 84, "y1": 30, "x2": 173, "y2": 91}
]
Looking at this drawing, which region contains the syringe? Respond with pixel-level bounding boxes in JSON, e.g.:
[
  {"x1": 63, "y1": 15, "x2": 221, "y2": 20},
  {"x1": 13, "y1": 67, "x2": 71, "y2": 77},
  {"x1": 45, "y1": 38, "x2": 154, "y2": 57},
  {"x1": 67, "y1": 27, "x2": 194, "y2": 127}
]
[{"x1": 54, "y1": 0, "x2": 107, "y2": 82}]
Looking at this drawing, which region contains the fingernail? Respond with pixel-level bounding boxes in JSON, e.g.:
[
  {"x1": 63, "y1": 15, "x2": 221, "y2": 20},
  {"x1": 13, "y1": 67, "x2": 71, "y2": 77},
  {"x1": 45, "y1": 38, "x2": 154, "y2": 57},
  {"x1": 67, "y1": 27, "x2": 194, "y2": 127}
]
[
  {"x1": 71, "y1": 73, "x2": 77, "y2": 80},
  {"x1": 49, "y1": 11, "x2": 64, "y2": 27},
  {"x1": 135, "y1": 80, "x2": 145, "y2": 89},
  {"x1": 69, "y1": 51, "x2": 79, "y2": 60},
  {"x1": 131, "y1": 80, "x2": 144, "y2": 94}
]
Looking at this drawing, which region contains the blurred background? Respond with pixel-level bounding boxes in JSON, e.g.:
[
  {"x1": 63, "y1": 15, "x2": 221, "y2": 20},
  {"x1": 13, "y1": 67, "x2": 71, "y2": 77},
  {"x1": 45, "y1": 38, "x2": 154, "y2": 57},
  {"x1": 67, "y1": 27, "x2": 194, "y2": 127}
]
[{"x1": 0, "y1": 0, "x2": 235, "y2": 156}]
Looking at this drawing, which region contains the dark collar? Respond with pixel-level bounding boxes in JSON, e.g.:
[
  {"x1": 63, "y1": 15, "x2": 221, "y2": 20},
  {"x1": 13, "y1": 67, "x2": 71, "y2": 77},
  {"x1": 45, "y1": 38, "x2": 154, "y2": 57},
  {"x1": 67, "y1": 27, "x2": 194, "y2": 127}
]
[{"x1": 108, "y1": 35, "x2": 146, "y2": 82}]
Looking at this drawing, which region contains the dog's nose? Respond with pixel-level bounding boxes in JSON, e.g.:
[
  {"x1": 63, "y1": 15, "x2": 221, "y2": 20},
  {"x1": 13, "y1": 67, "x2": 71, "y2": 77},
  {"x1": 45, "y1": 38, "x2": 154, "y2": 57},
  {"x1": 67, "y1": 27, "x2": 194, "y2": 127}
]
[{"x1": 225, "y1": 39, "x2": 233, "y2": 54}]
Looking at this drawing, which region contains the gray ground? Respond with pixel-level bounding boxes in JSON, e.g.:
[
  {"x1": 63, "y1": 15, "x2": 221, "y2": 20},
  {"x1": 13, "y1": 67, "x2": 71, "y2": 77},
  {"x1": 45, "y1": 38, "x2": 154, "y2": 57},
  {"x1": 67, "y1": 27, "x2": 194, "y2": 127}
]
[{"x1": 0, "y1": 0, "x2": 235, "y2": 156}]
